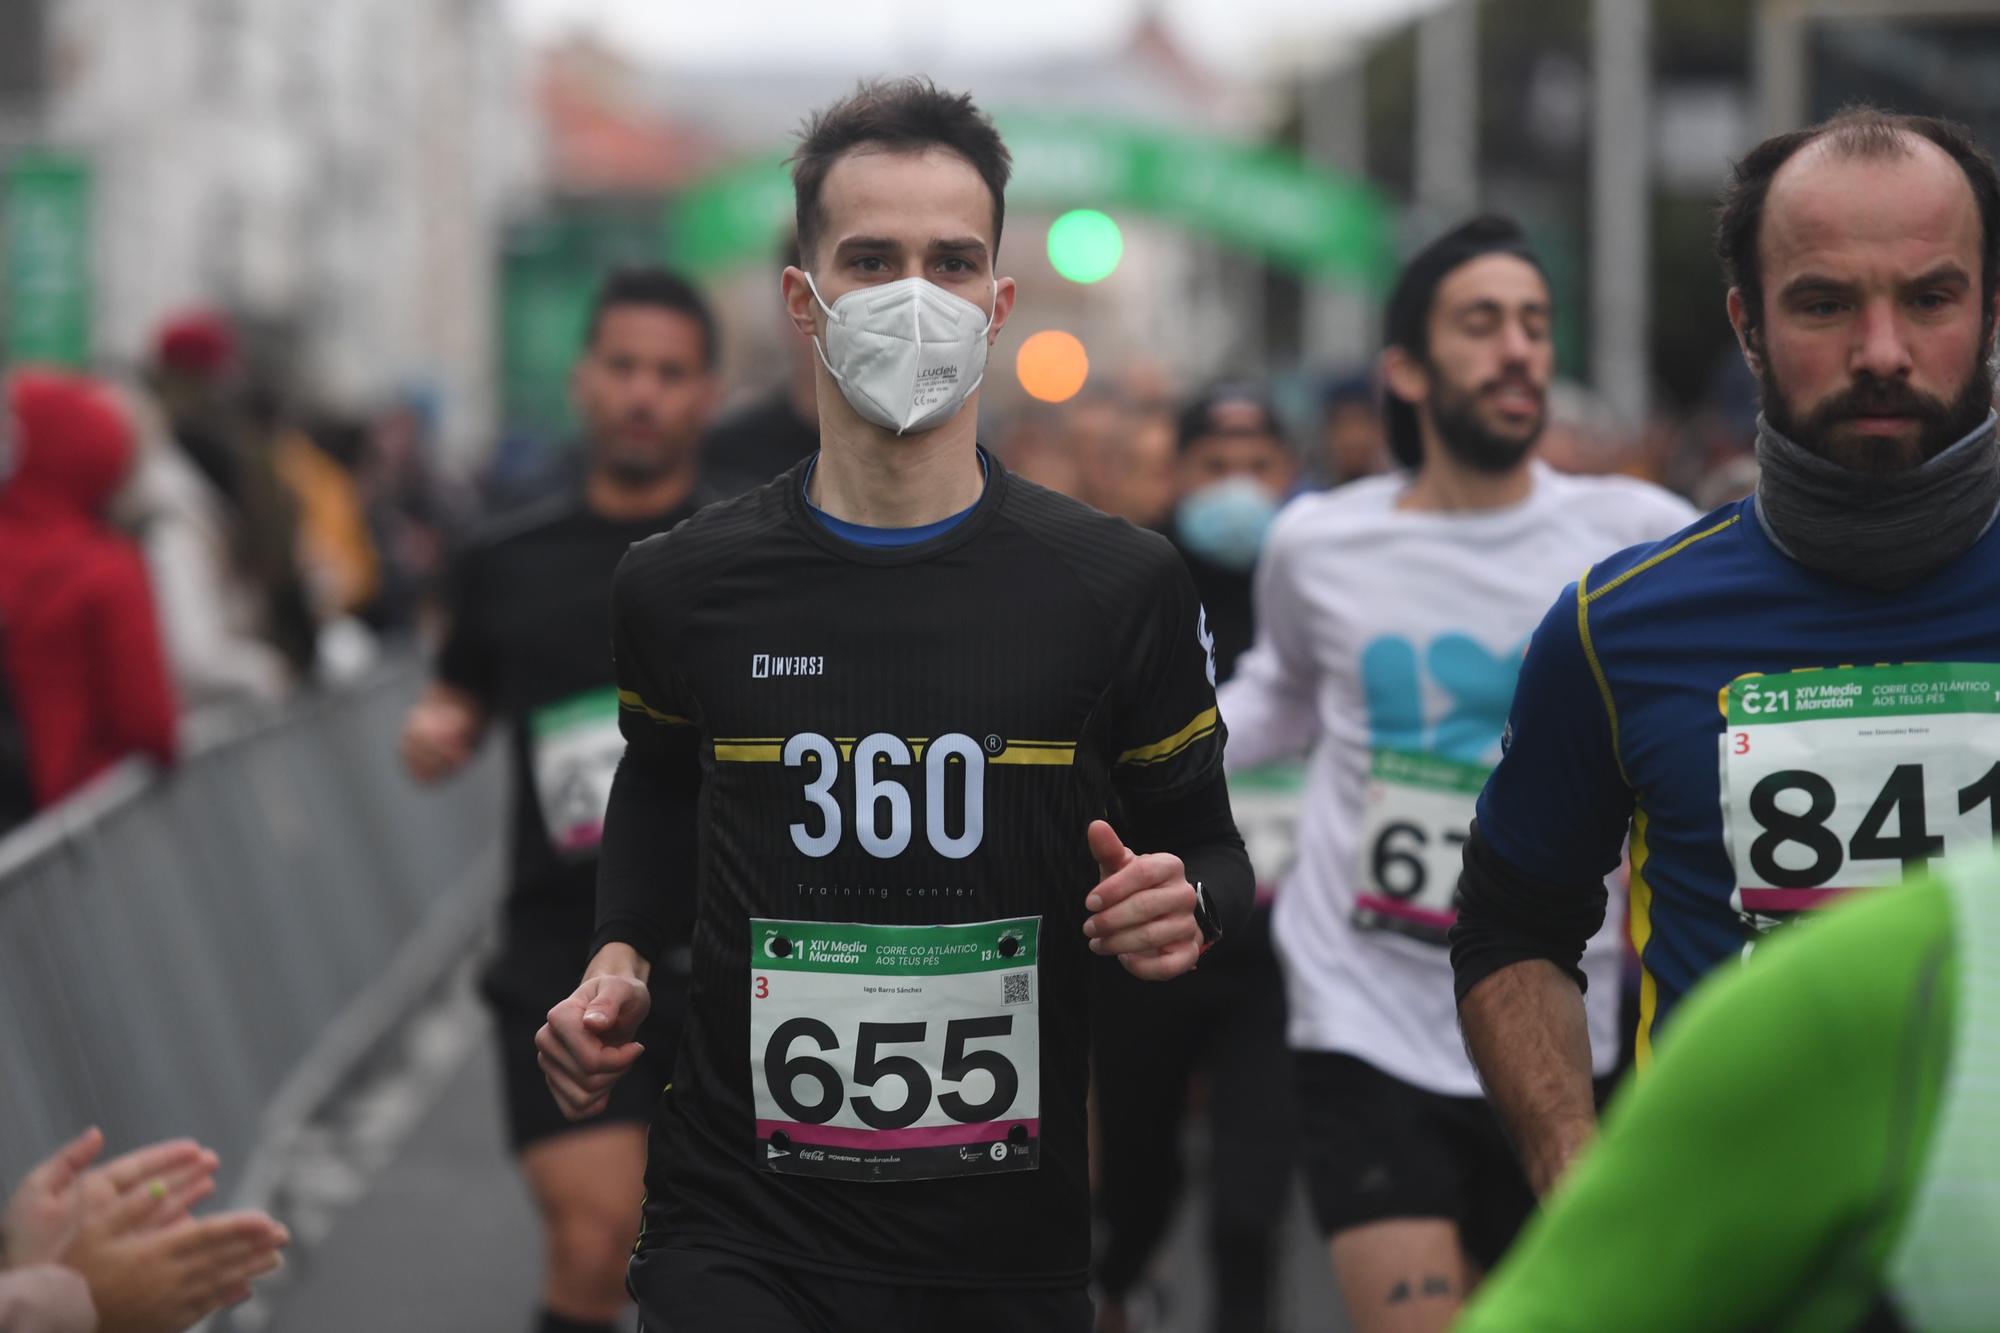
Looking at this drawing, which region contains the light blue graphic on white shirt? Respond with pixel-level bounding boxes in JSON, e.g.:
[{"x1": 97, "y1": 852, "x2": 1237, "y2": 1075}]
[{"x1": 1358, "y1": 631, "x2": 1528, "y2": 765}]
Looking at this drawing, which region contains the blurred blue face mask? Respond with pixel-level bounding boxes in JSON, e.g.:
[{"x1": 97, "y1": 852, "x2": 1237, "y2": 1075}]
[{"x1": 1175, "y1": 476, "x2": 1280, "y2": 572}]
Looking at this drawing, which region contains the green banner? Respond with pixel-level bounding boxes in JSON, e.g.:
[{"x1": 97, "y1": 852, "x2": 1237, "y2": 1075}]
[
  {"x1": 498, "y1": 207, "x2": 670, "y2": 440},
  {"x1": 1728, "y1": 664, "x2": 2000, "y2": 725},
  {"x1": 529, "y1": 687, "x2": 620, "y2": 741},
  {"x1": 665, "y1": 112, "x2": 1393, "y2": 287},
  {"x1": 751, "y1": 916, "x2": 1041, "y2": 976},
  {"x1": 3, "y1": 151, "x2": 92, "y2": 367},
  {"x1": 1229, "y1": 760, "x2": 1308, "y2": 796},
  {"x1": 1371, "y1": 747, "x2": 1492, "y2": 796}
]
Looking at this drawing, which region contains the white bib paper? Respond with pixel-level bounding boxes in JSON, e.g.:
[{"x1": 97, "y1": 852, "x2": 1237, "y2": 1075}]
[
  {"x1": 528, "y1": 688, "x2": 624, "y2": 854},
  {"x1": 748, "y1": 916, "x2": 1042, "y2": 1182},
  {"x1": 1230, "y1": 761, "x2": 1306, "y2": 897},
  {"x1": 1719, "y1": 663, "x2": 2000, "y2": 932},
  {"x1": 1350, "y1": 749, "x2": 1488, "y2": 947}
]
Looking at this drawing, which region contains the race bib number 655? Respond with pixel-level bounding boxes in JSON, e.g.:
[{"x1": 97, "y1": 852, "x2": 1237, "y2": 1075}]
[
  {"x1": 1720, "y1": 663, "x2": 2000, "y2": 930},
  {"x1": 748, "y1": 916, "x2": 1041, "y2": 1182}
]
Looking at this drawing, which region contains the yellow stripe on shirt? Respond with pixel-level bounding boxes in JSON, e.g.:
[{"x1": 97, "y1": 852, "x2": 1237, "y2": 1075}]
[
  {"x1": 1574, "y1": 514, "x2": 1741, "y2": 790},
  {"x1": 714, "y1": 736, "x2": 1081, "y2": 766},
  {"x1": 1116, "y1": 707, "x2": 1219, "y2": 767},
  {"x1": 992, "y1": 742, "x2": 1076, "y2": 766},
  {"x1": 713, "y1": 741, "x2": 784, "y2": 763},
  {"x1": 616, "y1": 689, "x2": 691, "y2": 726},
  {"x1": 1629, "y1": 805, "x2": 1660, "y2": 1074}
]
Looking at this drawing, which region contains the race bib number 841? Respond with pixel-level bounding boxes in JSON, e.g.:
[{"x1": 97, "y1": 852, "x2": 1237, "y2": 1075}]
[
  {"x1": 748, "y1": 916, "x2": 1041, "y2": 1183},
  {"x1": 1720, "y1": 663, "x2": 2000, "y2": 928}
]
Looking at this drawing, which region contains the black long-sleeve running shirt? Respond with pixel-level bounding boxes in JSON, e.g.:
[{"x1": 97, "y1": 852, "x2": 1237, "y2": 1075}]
[{"x1": 591, "y1": 453, "x2": 1251, "y2": 1289}]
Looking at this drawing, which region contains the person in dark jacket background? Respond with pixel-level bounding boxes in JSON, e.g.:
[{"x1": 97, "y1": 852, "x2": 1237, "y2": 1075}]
[
  {"x1": 0, "y1": 369, "x2": 177, "y2": 809},
  {"x1": 147, "y1": 312, "x2": 318, "y2": 680}
]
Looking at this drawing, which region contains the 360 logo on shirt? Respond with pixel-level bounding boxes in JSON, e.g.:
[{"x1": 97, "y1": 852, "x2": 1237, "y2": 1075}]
[{"x1": 787, "y1": 732, "x2": 987, "y2": 860}]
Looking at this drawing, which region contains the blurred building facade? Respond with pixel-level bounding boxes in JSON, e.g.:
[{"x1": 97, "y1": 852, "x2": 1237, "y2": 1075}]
[{"x1": 0, "y1": 0, "x2": 535, "y2": 463}]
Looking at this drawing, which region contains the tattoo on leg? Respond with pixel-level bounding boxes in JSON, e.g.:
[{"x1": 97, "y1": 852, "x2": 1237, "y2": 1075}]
[{"x1": 1385, "y1": 1275, "x2": 1456, "y2": 1305}]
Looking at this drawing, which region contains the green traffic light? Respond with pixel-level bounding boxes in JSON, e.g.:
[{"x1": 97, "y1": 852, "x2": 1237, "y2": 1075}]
[{"x1": 1046, "y1": 209, "x2": 1124, "y2": 284}]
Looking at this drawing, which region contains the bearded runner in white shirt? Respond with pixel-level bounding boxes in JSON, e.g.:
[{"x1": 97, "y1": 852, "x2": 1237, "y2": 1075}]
[{"x1": 1218, "y1": 216, "x2": 1694, "y2": 1333}]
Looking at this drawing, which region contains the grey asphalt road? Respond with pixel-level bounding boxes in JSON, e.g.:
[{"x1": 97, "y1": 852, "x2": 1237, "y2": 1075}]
[
  {"x1": 255, "y1": 992, "x2": 1347, "y2": 1333},
  {"x1": 259, "y1": 1027, "x2": 550, "y2": 1333}
]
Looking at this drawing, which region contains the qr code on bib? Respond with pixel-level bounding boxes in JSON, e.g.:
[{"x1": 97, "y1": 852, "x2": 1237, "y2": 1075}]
[{"x1": 1003, "y1": 972, "x2": 1031, "y2": 1005}]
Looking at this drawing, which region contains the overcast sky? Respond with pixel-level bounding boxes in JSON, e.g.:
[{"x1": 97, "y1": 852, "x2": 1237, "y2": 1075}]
[{"x1": 505, "y1": 0, "x2": 1443, "y2": 75}]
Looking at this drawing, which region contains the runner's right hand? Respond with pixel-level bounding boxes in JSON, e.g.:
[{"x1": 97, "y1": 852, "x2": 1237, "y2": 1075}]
[
  {"x1": 536, "y1": 974, "x2": 652, "y2": 1120},
  {"x1": 399, "y1": 690, "x2": 481, "y2": 783}
]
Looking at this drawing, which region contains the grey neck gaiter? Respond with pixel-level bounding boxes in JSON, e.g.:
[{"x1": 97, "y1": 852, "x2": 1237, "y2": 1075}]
[{"x1": 1753, "y1": 410, "x2": 2000, "y2": 592}]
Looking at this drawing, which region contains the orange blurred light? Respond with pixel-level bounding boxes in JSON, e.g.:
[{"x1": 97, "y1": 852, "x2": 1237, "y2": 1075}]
[{"x1": 1016, "y1": 330, "x2": 1090, "y2": 403}]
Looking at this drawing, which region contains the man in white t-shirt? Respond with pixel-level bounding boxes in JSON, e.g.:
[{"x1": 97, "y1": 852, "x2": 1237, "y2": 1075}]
[{"x1": 1218, "y1": 215, "x2": 1694, "y2": 1333}]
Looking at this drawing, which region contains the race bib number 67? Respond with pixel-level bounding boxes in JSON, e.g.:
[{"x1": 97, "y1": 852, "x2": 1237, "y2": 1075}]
[
  {"x1": 1351, "y1": 749, "x2": 1488, "y2": 947},
  {"x1": 748, "y1": 916, "x2": 1041, "y2": 1182},
  {"x1": 1720, "y1": 663, "x2": 2000, "y2": 929}
]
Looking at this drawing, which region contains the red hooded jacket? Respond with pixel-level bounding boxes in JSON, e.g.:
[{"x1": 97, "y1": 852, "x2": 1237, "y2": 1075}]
[{"x1": 0, "y1": 371, "x2": 177, "y2": 808}]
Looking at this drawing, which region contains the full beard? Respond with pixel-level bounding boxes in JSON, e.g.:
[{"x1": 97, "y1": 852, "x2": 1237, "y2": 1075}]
[
  {"x1": 1761, "y1": 342, "x2": 1995, "y2": 476},
  {"x1": 601, "y1": 454, "x2": 675, "y2": 485},
  {"x1": 592, "y1": 428, "x2": 685, "y2": 486},
  {"x1": 1428, "y1": 377, "x2": 1544, "y2": 475}
]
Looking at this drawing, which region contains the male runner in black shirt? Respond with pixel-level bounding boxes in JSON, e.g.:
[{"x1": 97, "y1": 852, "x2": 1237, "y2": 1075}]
[
  {"x1": 703, "y1": 236, "x2": 822, "y2": 500},
  {"x1": 534, "y1": 80, "x2": 1254, "y2": 1333},
  {"x1": 401, "y1": 267, "x2": 720, "y2": 1333}
]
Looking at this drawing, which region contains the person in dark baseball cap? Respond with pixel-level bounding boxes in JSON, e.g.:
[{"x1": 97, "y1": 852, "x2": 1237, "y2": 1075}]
[
  {"x1": 1318, "y1": 370, "x2": 1389, "y2": 486},
  {"x1": 1380, "y1": 215, "x2": 1549, "y2": 474},
  {"x1": 1175, "y1": 381, "x2": 1282, "y2": 455},
  {"x1": 1168, "y1": 380, "x2": 1297, "y2": 669},
  {"x1": 1172, "y1": 384, "x2": 1295, "y2": 564}
]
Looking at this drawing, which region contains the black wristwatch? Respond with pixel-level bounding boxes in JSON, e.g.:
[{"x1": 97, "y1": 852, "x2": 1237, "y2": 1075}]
[{"x1": 1192, "y1": 882, "x2": 1223, "y2": 951}]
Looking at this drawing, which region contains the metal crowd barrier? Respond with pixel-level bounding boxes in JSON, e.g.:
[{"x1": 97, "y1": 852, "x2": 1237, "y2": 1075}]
[{"x1": 0, "y1": 658, "x2": 505, "y2": 1199}]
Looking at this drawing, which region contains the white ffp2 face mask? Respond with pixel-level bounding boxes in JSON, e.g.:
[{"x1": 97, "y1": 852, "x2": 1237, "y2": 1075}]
[{"x1": 806, "y1": 273, "x2": 994, "y2": 436}]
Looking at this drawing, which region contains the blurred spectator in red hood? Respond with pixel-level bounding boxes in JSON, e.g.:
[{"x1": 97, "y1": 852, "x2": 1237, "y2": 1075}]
[{"x1": 0, "y1": 370, "x2": 177, "y2": 808}]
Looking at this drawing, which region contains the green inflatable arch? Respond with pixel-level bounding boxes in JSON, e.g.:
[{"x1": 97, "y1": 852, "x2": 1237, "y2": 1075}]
[{"x1": 663, "y1": 111, "x2": 1394, "y2": 288}]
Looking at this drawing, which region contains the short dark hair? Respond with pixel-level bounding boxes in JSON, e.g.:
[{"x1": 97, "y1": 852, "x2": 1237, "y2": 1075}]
[
  {"x1": 1380, "y1": 214, "x2": 1547, "y2": 469},
  {"x1": 1716, "y1": 105, "x2": 2000, "y2": 338},
  {"x1": 585, "y1": 267, "x2": 717, "y2": 368},
  {"x1": 790, "y1": 78, "x2": 1012, "y2": 267}
]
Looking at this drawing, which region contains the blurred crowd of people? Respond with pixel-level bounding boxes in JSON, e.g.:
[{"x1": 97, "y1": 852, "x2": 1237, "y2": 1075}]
[
  {"x1": 991, "y1": 358, "x2": 1762, "y2": 535},
  {"x1": 0, "y1": 257, "x2": 1772, "y2": 852},
  {"x1": 0, "y1": 286, "x2": 1764, "y2": 843},
  {"x1": 0, "y1": 313, "x2": 469, "y2": 832}
]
